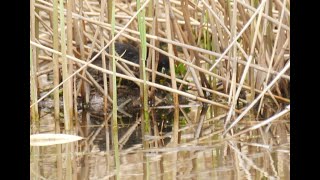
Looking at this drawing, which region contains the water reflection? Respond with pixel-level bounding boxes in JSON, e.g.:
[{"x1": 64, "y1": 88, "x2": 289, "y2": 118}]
[{"x1": 30, "y1": 104, "x2": 289, "y2": 179}]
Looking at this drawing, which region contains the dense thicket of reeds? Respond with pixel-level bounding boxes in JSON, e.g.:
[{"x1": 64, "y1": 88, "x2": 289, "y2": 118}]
[
  {"x1": 30, "y1": 0, "x2": 290, "y2": 178},
  {"x1": 30, "y1": 0, "x2": 289, "y2": 130}
]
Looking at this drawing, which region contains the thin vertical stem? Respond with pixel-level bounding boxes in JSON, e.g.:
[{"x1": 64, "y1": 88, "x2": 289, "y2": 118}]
[
  {"x1": 67, "y1": 0, "x2": 75, "y2": 179},
  {"x1": 59, "y1": 0, "x2": 72, "y2": 178},
  {"x1": 137, "y1": 0, "x2": 150, "y2": 137},
  {"x1": 52, "y1": 0, "x2": 60, "y2": 122},
  {"x1": 59, "y1": 0, "x2": 70, "y2": 130},
  {"x1": 30, "y1": 0, "x2": 39, "y2": 126},
  {"x1": 165, "y1": 0, "x2": 179, "y2": 145},
  {"x1": 164, "y1": 1, "x2": 179, "y2": 179},
  {"x1": 137, "y1": 0, "x2": 150, "y2": 179},
  {"x1": 100, "y1": 0, "x2": 109, "y2": 138},
  {"x1": 52, "y1": 0, "x2": 62, "y2": 178},
  {"x1": 148, "y1": 0, "x2": 159, "y2": 102},
  {"x1": 67, "y1": 0, "x2": 74, "y2": 128},
  {"x1": 30, "y1": 45, "x2": 40, "y2": 180},
  {"x1": 107, "y1": 0, "x2": 120, "y2": 179}
]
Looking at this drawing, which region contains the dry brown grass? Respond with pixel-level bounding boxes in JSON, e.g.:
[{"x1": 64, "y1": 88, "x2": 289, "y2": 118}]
[{"x1": 30, "y1": 3, "x2": 290, "y2": 175}]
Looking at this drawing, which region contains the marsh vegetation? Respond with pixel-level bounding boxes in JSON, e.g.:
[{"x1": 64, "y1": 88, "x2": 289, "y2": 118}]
[{"x1": 30, "y1": 0, "x2": 290, "y2": 179}]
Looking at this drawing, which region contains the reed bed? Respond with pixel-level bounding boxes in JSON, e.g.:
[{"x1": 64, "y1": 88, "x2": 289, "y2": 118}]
[
  {"x1": 30, "y1": 0, "x2": 290, "y2": 179},
  {"x1": 30, "y1": 0, "x2": 290, "y2": 120}
]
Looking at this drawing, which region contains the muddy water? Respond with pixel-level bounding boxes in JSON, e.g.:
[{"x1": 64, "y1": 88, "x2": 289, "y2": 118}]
[{"x1": 30, "y1": 102, "x2": 289, "y2": 180}]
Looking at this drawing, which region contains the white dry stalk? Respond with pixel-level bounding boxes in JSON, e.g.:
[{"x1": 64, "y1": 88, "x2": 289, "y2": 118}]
[
  {"x1": 30, "y1": 133, "x2": 83, "y2": 146},
  {"x1": 232, "y1": 105, "x2": 290, "y2": 137}
]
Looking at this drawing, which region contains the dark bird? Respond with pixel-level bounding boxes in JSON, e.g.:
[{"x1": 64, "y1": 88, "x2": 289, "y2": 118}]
[{"x1": 91, "y1": 42, "x2": 169, "y2": 73}]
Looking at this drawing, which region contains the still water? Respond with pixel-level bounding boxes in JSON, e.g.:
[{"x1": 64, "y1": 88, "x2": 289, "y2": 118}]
[{"x1": 30, "y1": 102, "x2": 289, "y2": 180}]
